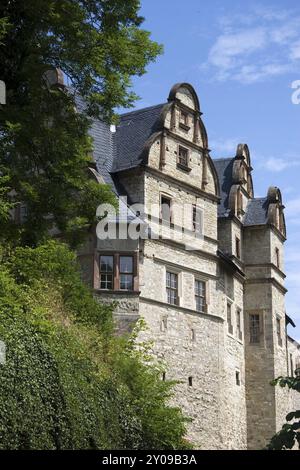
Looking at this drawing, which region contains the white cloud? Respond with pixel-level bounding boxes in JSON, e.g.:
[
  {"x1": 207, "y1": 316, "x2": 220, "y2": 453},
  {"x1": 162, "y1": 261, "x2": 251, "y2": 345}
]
[
  {"x1": 207, "y1": 6, "x2": 300, "y2": 83},
  {"x1": 208, "y1": 29, "x2": 267, "y2": 70},
  {"x1": 264, "y1": 157, "x2": 300, "y2": 172},
  {"x1": 290, "y1": 40, "x2": 300, "y2": 60},
  {"x1": 209, "y1": 138, "x2": 240, "y2": 156},
  {"x1": 285, "y1": 198, "x2": 300, "y2": 217},
  {"x1": 234, "y1": 63, "x2": 290, "y2": 84}
]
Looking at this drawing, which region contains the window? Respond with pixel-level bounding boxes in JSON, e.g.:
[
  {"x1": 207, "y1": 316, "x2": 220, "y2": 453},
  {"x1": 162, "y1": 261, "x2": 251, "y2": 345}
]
[
  {"x1": 120, "y1": 256, "x2": 134, "y2": 291},
  {"x1": 296, "y1": 359, "x2": 300, "y2": 378},
  {"x1": 236, "y1": 371, "x2": 241, "y2": 386},
  {"x1": 188, "y1": 376, "x2": 193, "y2": 387},
  {"x1": 227, "y1": 302, "x2": 233, "y2": 334},
  {"x1": 290, "y1": 353, "x2": 294, "y2": 377},
  {"x1": 276, "y1": 317, "x2": 282, "y2": 347},
  {"x1": 178, "y1": 146, "x2": 189, "y2": 167},
  {"x1": 191, "y1": 329, "x2": 196, "y2": 342},
  {"x1": 249, "y1": 314, "x2": 260, "y2": 344},
  {"x1": 275, "y1": 247, "x2": 280, "y2": 268},
  {"x1": 236, "y1": 308, "x2": 243, "y2": 341},
  {"x1": 192, "y1": 205, "x2": 203, "y2": 234},
  {"x1": 166, "y1": 272, "x2": 178, "y2": 305},
  {"x1": 20, "y1": 204, "x2": 28, "y2": 223},
  {"x1": 99, "y1": 253, "x2": 137, "y2": 291},
  {"x1": 195, "y1": 279, "x2": 206, "y2": 313},
  {"x1": 160, "y1": 316, "x2": 167, "y2": 332},
  {"x1": 100, "y1": 255, "x2": 114, "y2": 290},
  {"x1": 180, "y1": 110, "x2": 189, "y2": 126},
  {"x1": 237, "y1": 189, "x2": 243, "y2": 214},
  {"x1": 236, "y1": 237, "x2": 241, "y2": 259},
  {"x1": 161, "y1": 195, "x2": 172, "y2": 223},
  {"x1": 162, "y1": 372, "x2": 166, "y2": 381}
]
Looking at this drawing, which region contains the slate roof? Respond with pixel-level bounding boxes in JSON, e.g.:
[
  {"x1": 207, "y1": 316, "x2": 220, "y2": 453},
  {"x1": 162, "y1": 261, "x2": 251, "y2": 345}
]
[
  {"x1": 244, "y1": 197, "x2": 268, "y2": 226},
  {"x1": 213, "y1": 158, "x2": 234, "y2": 217},
  {"x1": 112, "y1": 103, "x2": 166, "y2": 173},
  {"x1": 76, "y1": 92, "x2": 270, "y2": 228},
  {"x1": 213, "y1": 157, "x2": 269, "y2": 226}
]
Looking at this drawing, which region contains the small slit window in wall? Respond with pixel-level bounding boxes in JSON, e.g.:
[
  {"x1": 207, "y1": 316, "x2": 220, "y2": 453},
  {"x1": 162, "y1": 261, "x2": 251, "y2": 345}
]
[
  {"x1": 227, "y1": 302, "x2": 233, "y2": 335},
  {"x1": 236, "y1": 371, "x2": 241, "y2": 386},
  {"x1": 100, "y1": 255, "x2": 114, "y2": 290},
  {"x1": 160, "y1": 316, "x2": 168, "y2": 332},
  {"x1": 178, "y1": 146, "x2": 189, "y2": 167},
  {"x1": 236, "y1": 308, "x2": 243, "y2": 341},
  {"x1": 188, "y1": 376, "x2": 193, "y2": 387},
  {"x1": 276, "y1": 316, "x2": 283, "y2": 347},
  {"x1": 275, "y1": 247, "x2": 280, "y2": 268},
  {"x1": 290, "y1": 353, "x2": 294, "y2": 377},
  {"x1": 166, "y1": 271, "x2": 178, "y2": 305},
  {"x1": 235, "y1": 236, "x2": 241, "y2": 259},
  {"x1": 120, "y1": 256, "x2": 134, "y2": 291}
]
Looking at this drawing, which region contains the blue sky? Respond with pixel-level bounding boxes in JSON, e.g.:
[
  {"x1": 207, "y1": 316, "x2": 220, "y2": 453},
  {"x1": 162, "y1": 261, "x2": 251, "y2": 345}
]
[{"x1": 130, "y1": 0, "x2": 300, "y2": 340}]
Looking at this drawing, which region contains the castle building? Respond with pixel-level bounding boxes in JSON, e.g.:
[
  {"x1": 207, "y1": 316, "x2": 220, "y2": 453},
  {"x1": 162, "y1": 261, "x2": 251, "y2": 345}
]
[{"x1": 78, "y1": 83, "x2": 300, "y2": 450}]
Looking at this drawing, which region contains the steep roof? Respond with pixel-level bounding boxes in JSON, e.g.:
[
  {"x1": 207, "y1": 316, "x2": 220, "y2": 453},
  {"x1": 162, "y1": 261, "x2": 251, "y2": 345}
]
[
  {"x1": 213, "y1": 158, "x2": 234, "y2": 217},
  {"x1": 213, "y1": 157, "x2": 269, "y2": 226},
  {"x1": 112, "y1": 103, "x2": 166, "y2": 173},
  {"x1": 244, "y1": 197, "x2": 269, "y2": 226}
]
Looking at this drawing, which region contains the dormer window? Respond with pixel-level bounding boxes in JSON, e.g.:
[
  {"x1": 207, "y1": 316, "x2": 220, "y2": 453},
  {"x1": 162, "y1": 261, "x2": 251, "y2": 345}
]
[
  {"x1": 177, "y1": 146, "x2": 190, "y2": 171},
  {"x1": 179, "y1": 110, "x2": 189, "y2": 127}
]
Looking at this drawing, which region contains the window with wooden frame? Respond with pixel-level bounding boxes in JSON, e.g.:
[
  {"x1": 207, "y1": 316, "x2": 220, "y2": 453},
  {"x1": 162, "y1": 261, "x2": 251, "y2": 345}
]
[
  {"x1": 99, "y1": 255, "x2": 114, "y2": 290},
  {"x1": 166, "y1": 271, "x2": 178, "y2": 305},
  {"x1": 235, "y1": 236, "x2": 241, "y2": 259},
  {"x1": 236, "y1": 308, "x2": 243, "y2": 341},
  {"x1": 119, "y1": 256, "x2": 134, "y2": 291},
  {"x1": 177, "y1": 145, "x2": 189, "y2": 168},
  {"x1": 99, "y1": 253, "x2": 137, "y2": 291},
  {"x1": 227, "y1": 302, "x2": 233, "y2": 335},
  {"x1": 195, "y1": 279, "x2": 206, "y2": 313},
  {"x1": 160, "y1": 195, "x2": 172, "y2": 223},
  {"x1": 249, "y1": 314, "x2": 260, "y2": 344},
  {"x1": 276, "y1": 317, "x2": 282, "y2": 347}
]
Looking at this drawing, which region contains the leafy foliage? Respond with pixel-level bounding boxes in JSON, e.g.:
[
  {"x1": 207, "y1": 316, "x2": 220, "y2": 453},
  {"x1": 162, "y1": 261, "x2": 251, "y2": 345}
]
[
  {"x1": 0, "y1": 0, "x2": 162, "y2": 246},
  {"x1": 0, "y1": 0, "x2": 187, "y2": 451},
  {"x1": 0, "y1": 241, "x2": 190, "y2": 449},
  {"x1": 267, "y1": 376, "x2": 300, "y2": 450}
]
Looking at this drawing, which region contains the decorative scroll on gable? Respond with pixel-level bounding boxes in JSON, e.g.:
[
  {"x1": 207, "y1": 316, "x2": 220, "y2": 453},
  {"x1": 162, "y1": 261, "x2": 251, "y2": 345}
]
[
  {"x1": 267, "y1": 186, "x2": 286, "y2": 237},
  {"x1": 228, "y1": 144, "x2": 254, "y2": 218},
  {"x1": 143, "y1": 83, "x2": 219, "y2": 197},
  {"x1": 167, "y1": 83, "x2": 207, "y2": 148}
]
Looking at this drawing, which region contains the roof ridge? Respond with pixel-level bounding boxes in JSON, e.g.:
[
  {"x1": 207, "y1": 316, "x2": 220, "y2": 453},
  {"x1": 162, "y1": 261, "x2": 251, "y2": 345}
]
[
  {"x1": 119, "y1": 102, "x2": 166, "y2": 118},
  {"x1": 213, "y1": 157, "x2": 234, "y2": 161}
]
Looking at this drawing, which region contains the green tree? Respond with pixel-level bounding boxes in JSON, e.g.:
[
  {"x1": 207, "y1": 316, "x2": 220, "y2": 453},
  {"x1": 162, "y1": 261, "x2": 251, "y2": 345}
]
[
  {"x1": 0, "y1": 0, "x2": 162, "y2": 246},
  {"x1": 267, "y1": 376, "x2": 300, "y2": 450},
  {"x1": 0, "y1": 241, "x2": 190, "y2": 450}
]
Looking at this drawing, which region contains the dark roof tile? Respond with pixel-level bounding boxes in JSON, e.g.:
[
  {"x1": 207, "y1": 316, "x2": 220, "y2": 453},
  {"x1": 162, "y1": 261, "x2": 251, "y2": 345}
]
[{"x1": 112, "y1": 103, "x2": 166, "y2": 172}]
